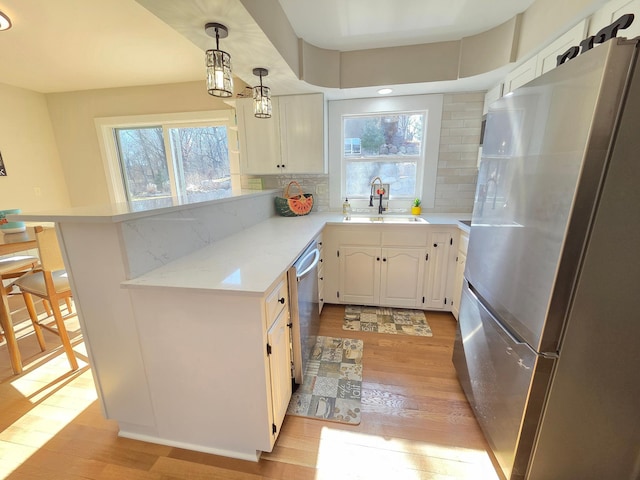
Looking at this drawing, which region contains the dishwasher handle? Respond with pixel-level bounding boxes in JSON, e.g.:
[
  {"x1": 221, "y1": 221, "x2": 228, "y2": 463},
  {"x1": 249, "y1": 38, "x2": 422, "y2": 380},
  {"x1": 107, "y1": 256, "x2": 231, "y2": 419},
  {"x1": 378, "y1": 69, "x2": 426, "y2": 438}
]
[{"x1": 297, "y1": 248, "x2": 320, "y2": 280}]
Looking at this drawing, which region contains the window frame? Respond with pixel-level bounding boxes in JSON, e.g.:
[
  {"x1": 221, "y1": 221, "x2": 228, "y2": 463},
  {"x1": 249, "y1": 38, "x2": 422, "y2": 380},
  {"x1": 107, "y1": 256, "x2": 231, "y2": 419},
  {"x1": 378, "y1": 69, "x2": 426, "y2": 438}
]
[
  {"x1": 95, "y1": 110, "x2": 236, "y2": 204},
  {"x1": 329, "y1": 95, "x2": 443, "y2": 212}
]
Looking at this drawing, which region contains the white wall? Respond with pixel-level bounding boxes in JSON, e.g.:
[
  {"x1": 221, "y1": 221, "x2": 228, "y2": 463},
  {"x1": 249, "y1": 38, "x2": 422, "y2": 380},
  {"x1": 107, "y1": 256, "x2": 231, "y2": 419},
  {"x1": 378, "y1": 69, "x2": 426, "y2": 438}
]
[{"x1": 0, "y1": 82, "x2": 70, "y2": 212}]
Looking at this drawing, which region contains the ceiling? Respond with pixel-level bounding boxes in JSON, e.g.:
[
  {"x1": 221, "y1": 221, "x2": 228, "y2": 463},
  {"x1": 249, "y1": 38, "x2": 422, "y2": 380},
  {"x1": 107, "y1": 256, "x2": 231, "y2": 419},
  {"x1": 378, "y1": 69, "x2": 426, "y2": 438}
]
[{"x1": 0, "y1": 0, "x2": 535, "y2": 98}]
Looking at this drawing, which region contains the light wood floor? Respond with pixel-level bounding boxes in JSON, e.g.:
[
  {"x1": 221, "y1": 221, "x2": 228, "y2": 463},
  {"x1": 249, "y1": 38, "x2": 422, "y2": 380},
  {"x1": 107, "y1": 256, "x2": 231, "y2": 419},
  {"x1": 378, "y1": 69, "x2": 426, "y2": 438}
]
[{"x1": 0, "y1": 299, "x2": 503, "y2": 479}]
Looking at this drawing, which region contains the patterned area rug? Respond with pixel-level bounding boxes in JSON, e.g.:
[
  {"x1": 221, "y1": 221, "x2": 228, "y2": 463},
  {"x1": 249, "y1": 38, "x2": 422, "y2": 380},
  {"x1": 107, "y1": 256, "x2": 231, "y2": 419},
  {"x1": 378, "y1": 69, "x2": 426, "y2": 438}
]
[
  {"x1": 343, "y1": 305, "x2": 433, "y2": 337},
  {"x1": 287, "y1": 336, "x2": 363, "y2": 425}
]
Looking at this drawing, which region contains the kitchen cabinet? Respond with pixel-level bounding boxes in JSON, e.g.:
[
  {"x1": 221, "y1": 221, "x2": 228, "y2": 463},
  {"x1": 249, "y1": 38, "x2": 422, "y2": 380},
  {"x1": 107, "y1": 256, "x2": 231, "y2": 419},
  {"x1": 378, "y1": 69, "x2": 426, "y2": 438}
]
[
  {"x1": 327, "y1": 225, "x2": 456, "y2": 310},
  {"x1": 504, "y1": 56, "x2": 537, "y2": 94},
  {"x1": 266, "y1": 303, "x2": 292, "y2": 435},
  {"x1": 483, "y1": 83, "x2": 503, "y2": 116},
  {"x1": 236, "y1": 97, "x2": 281, "y2": 175},
  {"x1": 535, "y1": 20, "x2": 588, "y2": 77},
  {"x1": 236, "y1": 93, "x2": 325, "y2": 175},
  {"x1": 422, "y1": 231, "x2": 454, "y2": 310},
  {"x1": 381, "y1": 248, "x2": 425, "y2": 307},
  {"x1": 126, "y1": 273, "x2": 293, "y2": 460},
  {"x1": 450, "y1": 230, "x2": 469, "y2": 320},
  {"x1": 339, "y1": 246, "x2": 424, "y2": 307},
  {"x1": 339, "y1": 246, "x2": 380, "y2": 305},
  {"x1": 590, "y1": 0, "x2": 640, "y2": 40},
  {"x1": 317, "y1": 233, "x2": 326, "y2": 313}
]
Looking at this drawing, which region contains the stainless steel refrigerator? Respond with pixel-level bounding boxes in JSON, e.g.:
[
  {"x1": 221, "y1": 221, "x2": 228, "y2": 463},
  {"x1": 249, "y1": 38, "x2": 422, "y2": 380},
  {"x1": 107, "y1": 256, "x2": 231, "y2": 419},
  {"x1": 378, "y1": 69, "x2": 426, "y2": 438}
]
[{"x1": 453, "y1": 38, "x2": 640, "y2": 480}]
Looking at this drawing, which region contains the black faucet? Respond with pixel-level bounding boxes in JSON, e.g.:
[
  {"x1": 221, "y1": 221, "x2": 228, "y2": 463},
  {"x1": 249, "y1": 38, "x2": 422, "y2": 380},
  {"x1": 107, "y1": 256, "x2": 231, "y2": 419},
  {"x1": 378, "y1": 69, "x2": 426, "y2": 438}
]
[{"x1": 369, "y1": 177, "x2": 386, "y2": 215}]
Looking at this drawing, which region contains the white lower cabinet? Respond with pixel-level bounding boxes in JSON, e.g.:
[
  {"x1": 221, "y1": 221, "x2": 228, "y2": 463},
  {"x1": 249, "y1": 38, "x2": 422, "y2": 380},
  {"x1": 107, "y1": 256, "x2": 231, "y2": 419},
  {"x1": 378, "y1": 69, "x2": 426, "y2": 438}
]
[
  {"x1": 380, "y1": 248, "x2": 425, "y2": 307},
  {"x1": 451, "y1": 231, "x2": 469, "y2": 320},
  {"x1": 422, "y1": 231, "x2": 454, "y2": 310},
  {"x1": 339, "y1": 246, "x2": 381, "y2": 305},
  {"x1": 126, "y1": 274, "x2": 292, "y2": 461},
  {"x1": 317, "y1": 233, "x2": 326, "y2": 314},
  {"x1": 329, "y1": 225, "x2": 456, "y2": 310},
  {"x1": 266, "y1": 306, "x2": 292, "y2": 434}
]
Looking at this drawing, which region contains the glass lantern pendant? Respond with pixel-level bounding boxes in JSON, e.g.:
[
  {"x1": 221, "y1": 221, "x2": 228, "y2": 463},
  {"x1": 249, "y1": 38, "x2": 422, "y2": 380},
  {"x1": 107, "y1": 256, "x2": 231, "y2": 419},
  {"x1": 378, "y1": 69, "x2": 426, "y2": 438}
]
[
  {"x1": 252, "y1": 68, "x2": 272, "y2": 119},
  {"x1": 205, "y1": 23, "x2": 233, "y2": 98}
]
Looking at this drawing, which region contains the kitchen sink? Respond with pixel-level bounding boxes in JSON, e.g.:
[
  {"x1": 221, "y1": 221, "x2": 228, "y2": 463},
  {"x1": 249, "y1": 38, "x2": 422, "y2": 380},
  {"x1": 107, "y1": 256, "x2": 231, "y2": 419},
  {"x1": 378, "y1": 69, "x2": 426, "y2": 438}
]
[{"x1": 343, "y1": 216, "x2": 428, "y2": 224}]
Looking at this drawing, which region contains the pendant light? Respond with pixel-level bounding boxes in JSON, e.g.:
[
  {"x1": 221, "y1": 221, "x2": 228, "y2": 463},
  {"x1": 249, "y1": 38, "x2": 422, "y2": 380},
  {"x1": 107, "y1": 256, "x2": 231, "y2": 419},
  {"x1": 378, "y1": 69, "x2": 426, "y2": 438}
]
[
  {"x1": 205, "y1": 22, "x2": 233, "y2": 97},
  {"x1": 252, "y1": 68, "x2": 272, "y2": 119},
  {"x1": 0, "y1": 11, "x2": 12, "y2": 31}
]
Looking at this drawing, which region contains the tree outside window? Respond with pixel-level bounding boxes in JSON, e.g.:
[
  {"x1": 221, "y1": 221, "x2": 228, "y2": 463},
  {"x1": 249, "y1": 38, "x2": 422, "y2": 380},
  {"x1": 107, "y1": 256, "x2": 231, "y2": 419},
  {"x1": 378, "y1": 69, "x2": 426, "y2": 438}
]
[
  {"x1": 115, "y1": 124, "x2": 230, "y2": 202},
  {"x1": 343, "y1": 112, "x2": 424, "y2": 199}
]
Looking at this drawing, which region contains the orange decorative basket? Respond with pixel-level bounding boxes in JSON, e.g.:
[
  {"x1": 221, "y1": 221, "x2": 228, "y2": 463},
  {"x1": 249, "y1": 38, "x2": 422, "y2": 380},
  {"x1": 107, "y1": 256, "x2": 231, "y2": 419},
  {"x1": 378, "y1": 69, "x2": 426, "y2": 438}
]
[{"x1": 275, "y1": 181, "x2": 314, "y2": 217}]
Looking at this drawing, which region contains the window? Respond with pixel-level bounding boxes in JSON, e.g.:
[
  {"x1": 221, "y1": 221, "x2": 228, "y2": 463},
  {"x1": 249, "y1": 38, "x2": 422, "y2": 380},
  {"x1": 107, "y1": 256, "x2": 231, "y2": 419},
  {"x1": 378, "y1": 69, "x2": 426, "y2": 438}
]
[
  {"x1": 344, "y1": 137, "x2": 361, "y2": 155},
  {"x1": 328, "y1": 95, "x2": 443, "y2": 212},
  {"x1": 95, "y1": 111, "x2": 236, "y2": 204},
  {"x1": 343, "y1": 113, "x2": 424, "y2": 199}
]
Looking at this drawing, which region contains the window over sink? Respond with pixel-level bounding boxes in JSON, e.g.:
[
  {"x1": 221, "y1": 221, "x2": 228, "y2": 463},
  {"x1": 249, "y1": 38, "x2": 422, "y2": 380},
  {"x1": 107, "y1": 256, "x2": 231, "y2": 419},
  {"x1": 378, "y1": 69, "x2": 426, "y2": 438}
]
[{"x1": 329, "y1": 95, "x2": 443, "y2": 212}]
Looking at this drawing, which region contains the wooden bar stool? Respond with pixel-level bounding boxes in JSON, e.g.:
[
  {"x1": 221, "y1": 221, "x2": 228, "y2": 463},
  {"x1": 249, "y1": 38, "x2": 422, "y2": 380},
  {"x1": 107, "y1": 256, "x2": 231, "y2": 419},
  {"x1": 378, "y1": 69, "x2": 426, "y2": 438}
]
[{"x1": 14, "y1": 227, "x2": 79, "y2": 371}]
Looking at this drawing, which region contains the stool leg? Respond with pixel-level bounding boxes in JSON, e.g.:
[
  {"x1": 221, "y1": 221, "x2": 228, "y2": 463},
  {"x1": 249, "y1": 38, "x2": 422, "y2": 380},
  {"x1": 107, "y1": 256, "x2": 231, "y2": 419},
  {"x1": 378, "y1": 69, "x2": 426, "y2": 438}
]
[
  {"x1": 22, "y1": 292, "x2": 47, "y2": 352},
  {"x1": 51, "y1": 299, "x2": 78, "y2": 371},
  {"x1": 42, "y1": 300, "x2": 52, "y2": 317},
  {"x1": 0, "y1": 282, "x2": 22, "y2": 374}
]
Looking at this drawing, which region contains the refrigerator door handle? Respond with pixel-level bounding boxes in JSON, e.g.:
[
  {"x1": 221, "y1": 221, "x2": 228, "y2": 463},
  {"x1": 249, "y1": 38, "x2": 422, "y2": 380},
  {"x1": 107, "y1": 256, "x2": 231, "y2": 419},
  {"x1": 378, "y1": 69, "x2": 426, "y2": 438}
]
[{"x1": 467, "y1": 281, "x2": 527, "y2": 346}]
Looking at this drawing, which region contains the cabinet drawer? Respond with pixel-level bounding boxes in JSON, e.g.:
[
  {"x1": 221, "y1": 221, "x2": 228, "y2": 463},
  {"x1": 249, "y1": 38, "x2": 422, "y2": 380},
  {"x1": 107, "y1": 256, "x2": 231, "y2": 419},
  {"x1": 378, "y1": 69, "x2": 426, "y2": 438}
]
[
  {"x1": 335, "y1": 226, "x2": 381, "y2": 246},
  {"x1": 382, "y1": 227, "x2": 428, "y2": 246},
  {"x1": 266, "y1": 278, "x2": 288, "y2": 326}
]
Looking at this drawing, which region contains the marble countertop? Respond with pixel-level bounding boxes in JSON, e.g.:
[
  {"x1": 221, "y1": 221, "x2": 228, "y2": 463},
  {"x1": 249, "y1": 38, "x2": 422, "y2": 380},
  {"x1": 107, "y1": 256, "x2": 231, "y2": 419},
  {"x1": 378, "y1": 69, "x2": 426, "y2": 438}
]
[{"x1": 122, "y1": 212, "x2": 471, "y2": 295}]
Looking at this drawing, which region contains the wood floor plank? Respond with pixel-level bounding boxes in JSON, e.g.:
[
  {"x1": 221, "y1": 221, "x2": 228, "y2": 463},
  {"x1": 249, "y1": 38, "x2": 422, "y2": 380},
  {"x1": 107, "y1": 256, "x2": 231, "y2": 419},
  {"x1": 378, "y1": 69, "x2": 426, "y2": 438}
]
[{"x1": 0, "y1": 302, "x2": 503, "y2": 479}]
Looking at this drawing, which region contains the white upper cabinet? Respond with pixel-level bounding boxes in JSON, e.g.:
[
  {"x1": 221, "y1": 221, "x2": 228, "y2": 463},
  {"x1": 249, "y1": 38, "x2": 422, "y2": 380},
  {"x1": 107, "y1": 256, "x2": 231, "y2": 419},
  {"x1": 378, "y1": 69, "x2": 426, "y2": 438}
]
[
  {"x1": 237, "y1": 93, "x2": 325, "y2": 175},
  {"x1": 590, "y1": 0, "x2": 640, "y2": 39},
  {"x1": 236, "y1": 96, "x2": 282, "y2": 175},
  {"x1": 278, "y1": 94, "x2": 325, "y2": 174},
  {"x1": 536, "y1": 20, "x2": 589, "y2": 77},
  {"x1": 497, "y1": 0, "x2": 639, "y2": 99},
  {"x1": 504, "y1": 56, "x2": 537, "y2": 94},
  {"x1": 483, "y1": 83, "x2": 504, "y2": 116}
]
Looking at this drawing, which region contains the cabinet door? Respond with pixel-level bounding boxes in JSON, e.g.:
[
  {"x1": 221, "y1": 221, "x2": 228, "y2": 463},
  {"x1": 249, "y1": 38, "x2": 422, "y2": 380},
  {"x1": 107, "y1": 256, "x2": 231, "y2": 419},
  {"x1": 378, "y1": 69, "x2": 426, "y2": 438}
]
[
  {"x1": 267, "y1": 308, "x2": 292, "y2": 437},
  {"x1": 590, "y1": 0, "x2": 640, "y2": 40},
  {"x1": 536, "y1": 20, "x2": 588, "y2": 77},
  {"x1": 380, "y1": 248, "x2": 424, "y2": 308},
  {"x1": 278, "y1": 94, "x2": 325, "y2": 174},
  {"x1": 423, "y1": 232, "x2": 452, "y2": 310},
  {"x1": 339, "y1": 246, "x2": 380, "y2": 305},
  {"x1": 451, "y1": 251, "x2": 466, "y2": 320},
  {"x1": 237, "y1": 97, "x2": 282, "y2": 175},
  {"x1": 317, "y1": 234, "x2": 325, "y2": 314},
  {"x1": 504, "y1": 56, "x2": 537, "y2": 94}
]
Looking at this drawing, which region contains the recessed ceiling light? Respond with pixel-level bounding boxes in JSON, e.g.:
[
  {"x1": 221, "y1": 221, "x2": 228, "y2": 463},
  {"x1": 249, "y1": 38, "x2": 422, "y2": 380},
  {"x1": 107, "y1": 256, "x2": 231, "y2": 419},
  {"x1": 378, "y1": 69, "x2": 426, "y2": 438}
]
[
  {"x1": 0, "y1": 11, "x2": 12, "y2": 31},
  {"x1": 377, "y1": 88, "x2": 393, "y2": 95}
]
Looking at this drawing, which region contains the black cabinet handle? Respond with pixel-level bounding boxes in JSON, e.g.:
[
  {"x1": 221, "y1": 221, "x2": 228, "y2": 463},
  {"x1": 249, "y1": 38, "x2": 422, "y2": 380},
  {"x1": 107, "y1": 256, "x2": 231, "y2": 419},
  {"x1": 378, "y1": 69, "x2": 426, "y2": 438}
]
[
  {"x1": 376, "y1": 257, "x2": 380, "y2": 261},
  {"x1": 383, "y1": 258, "x2": 387, "y2": 262},
  {"x1": 278, "y1": 297, "x2": 285, "y2": 304}
]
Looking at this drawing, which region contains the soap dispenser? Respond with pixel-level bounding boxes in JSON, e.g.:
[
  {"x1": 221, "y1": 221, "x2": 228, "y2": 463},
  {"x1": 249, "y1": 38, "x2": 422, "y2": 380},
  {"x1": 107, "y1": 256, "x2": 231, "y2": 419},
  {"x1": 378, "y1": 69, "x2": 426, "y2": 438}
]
[{"x1": 342, "y1": 197, "x2": 351, "y2": 220}]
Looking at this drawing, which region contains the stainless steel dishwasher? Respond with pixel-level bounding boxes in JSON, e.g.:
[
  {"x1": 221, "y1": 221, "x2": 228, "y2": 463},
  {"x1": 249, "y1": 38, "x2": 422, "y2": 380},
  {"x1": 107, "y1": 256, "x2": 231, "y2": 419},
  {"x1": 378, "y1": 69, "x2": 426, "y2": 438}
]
[{"x1": 288, "y1": 240, "x2": 320, "y2": 385}]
